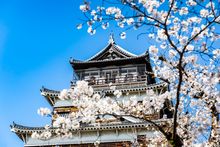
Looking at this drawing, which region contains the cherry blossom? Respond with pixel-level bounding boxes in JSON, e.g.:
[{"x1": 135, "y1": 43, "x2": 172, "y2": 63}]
[
  {"x1": 120, "y1": 32, "x2": 126, "y2": 39},
  {"x1": 37, "y1": 107, "x2": 51, "y2": 117},
  {"x1": 200, "y1": 9, "x2": 210, "y2": 18},
  {"x1": 149, "y1": 45, "x2": 158, "y2": 55},
  {"x1": 126, "y1": 18, "x2": 134, "y2": 25},
  {"x1": 79, "y1": 3, "x2": 90, "y2": 13},
  {"x1": 31, "y1": 131, "x2": 52, "y2": 140},
  {"x1": 87, "y1": 26, "x2": 96, "y2": 35},
  {"x1": 76, "y1": 24, "x2": 82, "y2": 30},
  {"x1": 101, "y1": 22, "x2": 109, "y2": 29},
  {"x1": 179, "y1": 7, "x2": 188, "y2": 16},
  {"x1": 169, "y1": 49, "x2": 177, "y2": 58}
]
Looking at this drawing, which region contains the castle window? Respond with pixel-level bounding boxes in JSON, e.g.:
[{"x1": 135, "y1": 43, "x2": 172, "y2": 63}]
[
  {"x1": 89, "y1": 76, "x2": 96, "y2": 85},
  {"x1": 125, "y1": 73, "x2": 134, "y2": 82},
  {"x1": 137, "y1": 65, "x2": 146, "y2": 75},
  {"x1": 91, "y1": 72, "x2": 98, "y2": 76},
  {"x1": 128, "y1": 69, "x2": 136, "y2": 73}
]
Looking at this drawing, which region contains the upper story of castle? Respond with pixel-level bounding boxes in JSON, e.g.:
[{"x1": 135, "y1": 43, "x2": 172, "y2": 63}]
[
  {"x1": 40, "y1": 34, "x2": 167, "y2": 109},
  {"x1": 69, "y1": 34, "x2": 156, "y2": 89}
]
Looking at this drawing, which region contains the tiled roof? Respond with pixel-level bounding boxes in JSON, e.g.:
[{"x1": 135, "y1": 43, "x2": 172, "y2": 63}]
[
  {"x1": 40, "y1": 86, "x2": 60, "y2": 96},
  {"x1": 86, "y1": 34, "x2": 137, "y2": 61},
  {"x1": 39, "y1": 82, "x2": 167, "y2": 106},
  {"x1": 40, "y1": 87, "x2": 60, "y2": 106},
  {"x1": 70, "y1": 53, "x2": 147, "y2": 64},
  {"x1": 11, "y1": 119, "x2": 170, "y2": 133},
  {"x1": 69, "y1": 34, "x2": 148, "y2": 68}
]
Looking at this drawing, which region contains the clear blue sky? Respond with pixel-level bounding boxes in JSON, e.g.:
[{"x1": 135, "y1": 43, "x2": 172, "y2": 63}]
[{"x1": 0, "y1": 0, "x2": 149, "y2": 146}]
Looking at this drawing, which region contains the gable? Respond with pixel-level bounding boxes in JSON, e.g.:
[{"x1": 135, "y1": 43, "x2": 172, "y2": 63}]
[
  {"x1": 88, "y1": 43, "x2": 136, "y2": 61},
  {"x1": 95, "y1": 46, "x2": 129, "y2": 60}
]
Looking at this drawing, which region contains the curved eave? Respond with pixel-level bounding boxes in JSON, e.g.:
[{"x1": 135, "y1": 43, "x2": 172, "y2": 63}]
[
  {"x1": 95, "y1": 82, "x2": 168, "y2": 94},
  {"x1": 70, "y1": 54, "x2": 149, "y2": 70},
  {"x1": 11, "y1": 122, "x2": 45, "y2": 132},
  {"x1": 40, "y1": 87, "x2": 60, "y2": 106},
  {"x1": 11, "y1": 119, "x2": 170, "y2": 134},
  {"x1": 114, "y1": 44, "x2": 137, "y2": 57},
  {"x1": 105, "y1": 83, "x2": 167, "y2": 93},
  {"x1": 10, "y1": 122, "x2": 45, "y2": 141},
  {"x1": 39, "y1": 82, "x2": 167, "y2": 106}
]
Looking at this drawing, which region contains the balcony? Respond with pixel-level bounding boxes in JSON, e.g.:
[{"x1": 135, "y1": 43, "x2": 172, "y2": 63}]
[{"x1": 84, "y1": 75, "x2": 148, "y2": 92}]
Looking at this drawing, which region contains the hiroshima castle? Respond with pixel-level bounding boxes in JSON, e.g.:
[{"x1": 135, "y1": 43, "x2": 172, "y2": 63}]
[{"x1": 11, "y1": 35, "x2": 173, "y2": 147}]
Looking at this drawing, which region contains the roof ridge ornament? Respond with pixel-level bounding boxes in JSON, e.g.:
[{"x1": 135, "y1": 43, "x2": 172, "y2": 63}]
[{"x1": 108, "y1": 33, "x2": 115, "y2": 44}]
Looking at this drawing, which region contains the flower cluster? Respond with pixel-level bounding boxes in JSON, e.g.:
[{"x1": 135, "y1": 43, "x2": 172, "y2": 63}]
[
  {"x1": 31, "y1": 131, "x2": 52, "y2": 140},
  {"x1": 79, "y1": 2, "x2": 90, "y2": 12},
  {"x1": 37, "y1": 107, "x2": 51, "y2": 117}
]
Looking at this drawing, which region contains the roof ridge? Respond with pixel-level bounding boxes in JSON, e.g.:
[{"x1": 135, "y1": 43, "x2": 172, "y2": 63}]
[
  {"x1": 71, "y1": 54, "x2": 147, "y2": 64},
  {"x1": 86, "y1": 36, "x2": 137, "y2": 61},
  {"x1": 114, "y1": 44, "x2": 137, "y2": 57},
  {"x1": 40, "y1": 86, "x2": 60, "y2": 93},
  {"x1": 86, "y1": 43, "x2": 112, "y2": 61}
]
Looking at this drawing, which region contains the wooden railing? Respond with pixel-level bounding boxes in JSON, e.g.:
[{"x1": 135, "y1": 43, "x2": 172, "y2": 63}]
[
  {"x1": 85, "y1": 75, "x2": 147, "y2": 85},
  {"x1": 83, "y1": 75, "x2": 148, "y2": 91}
]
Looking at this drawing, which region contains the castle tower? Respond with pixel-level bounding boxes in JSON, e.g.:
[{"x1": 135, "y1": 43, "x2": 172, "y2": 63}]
[{"x1": 11, "y1": 35, "x2": 172, "y2": 147}]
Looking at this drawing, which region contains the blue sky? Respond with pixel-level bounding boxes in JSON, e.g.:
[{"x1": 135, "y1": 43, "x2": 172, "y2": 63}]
[
  {"x1": 1, "y1": 1, "x2": 219, "y2": 147},
  {"x1": 0, "y1": 1, "x2": 149, "y2": 146}
]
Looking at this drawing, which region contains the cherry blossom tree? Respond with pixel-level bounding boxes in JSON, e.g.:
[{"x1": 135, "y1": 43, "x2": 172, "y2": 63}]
[
  {"x1": 76, "y1": 0, "x2": 220, "y2": 146},
  {"x1": 34, "y1": 0, "x2": 220, "y2": 146}
]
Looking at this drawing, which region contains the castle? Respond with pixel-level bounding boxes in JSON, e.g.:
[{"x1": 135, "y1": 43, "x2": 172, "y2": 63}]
[{"x1": 11, "y1": 35, "x2": 173, "y2": 147}]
